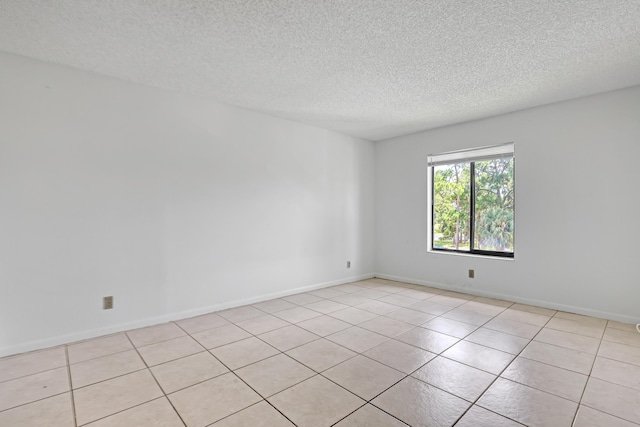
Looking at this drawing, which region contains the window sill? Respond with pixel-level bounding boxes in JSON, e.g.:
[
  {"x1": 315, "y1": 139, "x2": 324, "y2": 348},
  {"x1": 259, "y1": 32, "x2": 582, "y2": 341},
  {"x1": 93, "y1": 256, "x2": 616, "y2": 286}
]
[{"x1": 427, "y1": 249, "x2": 515, "y2": 261}]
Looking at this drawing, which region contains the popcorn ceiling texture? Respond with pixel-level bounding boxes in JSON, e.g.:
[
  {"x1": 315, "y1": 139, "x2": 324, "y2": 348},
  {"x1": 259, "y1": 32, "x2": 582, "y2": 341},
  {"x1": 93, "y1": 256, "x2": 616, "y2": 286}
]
[{"x1": 0, "y1": 0, "x2": 639, "y2": 140}]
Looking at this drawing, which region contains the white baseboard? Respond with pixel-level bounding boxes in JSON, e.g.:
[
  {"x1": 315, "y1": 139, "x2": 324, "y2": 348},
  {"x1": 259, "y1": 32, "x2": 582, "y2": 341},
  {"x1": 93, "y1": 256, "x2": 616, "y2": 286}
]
[
  {"x1": 375, "y1": 272, "x2": 640, "y2": 325},
  {"x1": 0, "y1": 273, "x2": 375, "y2": 358}
]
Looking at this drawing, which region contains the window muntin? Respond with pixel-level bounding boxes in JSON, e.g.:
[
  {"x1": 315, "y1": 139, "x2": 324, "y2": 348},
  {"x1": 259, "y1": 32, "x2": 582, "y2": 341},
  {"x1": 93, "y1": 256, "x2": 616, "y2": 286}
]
[{"x1": 430, "y1": 144, "x2": 514, "y2": 258}]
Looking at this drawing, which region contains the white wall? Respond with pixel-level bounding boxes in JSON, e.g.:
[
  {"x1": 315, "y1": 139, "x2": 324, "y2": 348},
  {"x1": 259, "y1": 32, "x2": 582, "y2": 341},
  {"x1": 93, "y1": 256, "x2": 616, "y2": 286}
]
[
  {"x1": 375, "y1": 86, "x2": 640, "y2": 324},
  {"x1": 0, "y1": 52, "x2": 375, "y2": 356}
]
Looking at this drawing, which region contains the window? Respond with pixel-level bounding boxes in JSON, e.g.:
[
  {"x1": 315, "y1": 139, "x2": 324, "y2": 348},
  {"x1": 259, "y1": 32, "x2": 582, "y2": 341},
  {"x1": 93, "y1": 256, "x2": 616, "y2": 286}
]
[{"x1": 428, "y1": 143, "x2": 515, "y2": 258}]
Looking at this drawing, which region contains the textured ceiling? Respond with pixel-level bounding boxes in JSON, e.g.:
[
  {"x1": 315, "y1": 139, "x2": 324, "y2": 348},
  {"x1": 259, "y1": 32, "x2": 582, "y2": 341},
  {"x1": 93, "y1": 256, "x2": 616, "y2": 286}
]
[{"x1": 1, "y1": 0, "x2": 639, "y2": 140}]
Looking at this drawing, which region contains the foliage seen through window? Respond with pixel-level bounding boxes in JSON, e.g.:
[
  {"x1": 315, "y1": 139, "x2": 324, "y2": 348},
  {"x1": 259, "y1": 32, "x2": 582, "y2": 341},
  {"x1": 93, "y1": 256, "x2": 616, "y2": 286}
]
[{"x1": 432, "y1": 158, "x2": 514, "y2": 256}]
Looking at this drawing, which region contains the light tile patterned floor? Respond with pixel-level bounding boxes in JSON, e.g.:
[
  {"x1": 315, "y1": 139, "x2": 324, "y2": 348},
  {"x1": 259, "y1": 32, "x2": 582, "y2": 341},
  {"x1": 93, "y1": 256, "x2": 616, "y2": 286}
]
[{"x1": 1, "y1": 278, "x2": 640, "y2": 426}]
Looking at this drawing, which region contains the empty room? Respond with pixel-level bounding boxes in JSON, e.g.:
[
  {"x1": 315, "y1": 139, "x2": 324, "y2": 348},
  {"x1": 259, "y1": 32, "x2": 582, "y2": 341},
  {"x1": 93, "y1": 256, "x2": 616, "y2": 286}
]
[{"x1": 1, "y1": 1, "x2": 639, "y2": 426}]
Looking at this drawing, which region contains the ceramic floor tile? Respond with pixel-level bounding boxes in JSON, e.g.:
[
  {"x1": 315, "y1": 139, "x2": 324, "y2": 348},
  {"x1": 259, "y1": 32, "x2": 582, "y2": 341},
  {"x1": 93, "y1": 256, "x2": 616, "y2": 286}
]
[
  {"x1": 478, "y1": 378, "x2": 578, "y2": 427},
  {"x1": 607, "y1": 320, "x2": 640, "y2": 333},
  {"x1": 70, "y1": 349, "x2": 145, "y2": 389},
  {"x1": 364, "y1": 339, "x2": 435, "y2": 374},
  {"x1": 603, "y1": 328, "x2": 640, "y2": 348},
  {"x1": 303, "y1": 299, "x2": 349, "y2": 314},
  {"x1": 326, "y1": 326, "x2": 388, "y2": 353},
  {"x1": 285, "y1": 339, "x2": 356, "y2": 372},
  {"x1": 581, "y1": 377, "x2": 640, "y2": 424},
  {"x1": 127, "y1": 323, "x2": 186, "y2": 348},
  {"x1": 354, "y1": 289, "x2": 392, "y2": 300},
  {"x1": 383, "y1": 307, "x2": 435, "y2": 325},
  {"x1": 217, "y1": 306, "x2": 265, "y2": 323},
  {"x1": 272, "y1": 306, "x2": 323, "y2": 323},
  {"x1": 137, "y1": 335, "x2": 204, "y2": 366},
  {"x1": 395, "y1": 327, "x2": 459, "y2": 353},
  {"x1": 428, "y1": 295, "x2": 468, "y2": 307},
  {"x1": 0, "y1": 392, "x2": 74, "y2": 427},
  {"x1": 323, "y1": 355, "x2": 404, "y2": 400},
  {"x1": 501, "y1": 357, "x2": 588, "y2": 402},
  {"x1": 472, "y1": 296, "x2": 513, "y2": 308},
  {"x1": 372, "y1": 377, "x2": 470, "y2": 427},
  {"x1": 281, "y1": 293, "x2": 323, "y2": 305},
  {"x1": 296, "y1": 315, "x2": 352, "y2": 337},
  {"x1": 235, "y1": 353, "x2": 315, "y2": 397},
  {"x1": 191, "y1": 324, "x2": 252, "y2": 349},
  {"x1": 455, "y1": 405, "x2": 522, "y2": 427},
  {"x1": 210, "y1": 337, "x2": 280, "y2": 370},
  {"x1": 351, "y1": 280, "x2": 382, "y2": 289},
  {"x1": 440, "y1": 290, "x2": 475, "y2": 300},
  {"x1": 68, "y1": 334, "x2": 133, "y2": 365},
  {"x1": 459, "y1": 300, "x2": 508, "y2": 316},
  {"x1": 546, "y1": 317, "x2": 606, "y2": 339},
  {"x1": 377, "y1": 293, "x2": 421, "y2": 307},
  {"x1": 397, "y1": 289, "x2": 438, "y2": 300},
  {"x1": 175, "y1": 313, "x2": 230, "y2": 334},
  {"x1": 258, "y1": 325, "x2": 319, "y2": 352},
  {"x1": 358, "y1": 316, "x2": 414, "y2": 337},
  {"x1": 412, "y1": 356, "x2": 496, "y2": 402},
  {"x1": 168, "y1": 372, "x2": 261, "y2": 427},
  {"x1": 74, "y1": 369, "x2": 163, "y2": 426},
  {"x1": 150, "y1": 351, "x2": 228, "y2": 394},
  {"x1": 406, "y1": 300, "x2": 453, "y2": 316},
  {"x1": 333, "y1": 404, "x2": 407, "y2": 427},
  {"x1": 309, "y1": 288, "x2": 346, "y2": 299},
  {"x1": 573, "y1": 405, "x2": 639, "y2": 427},
  {"x1": 8, "y1": 281, "x2": 640, "y2": 427},
  {"x1": 235, "y1": 314, "x2": 289, "y2": 335},
  {"x1": 510, "y1": 303, "x2": 557, "y2": 317},
  {"x1": 520, "y1": 341, "x2": 595, "y2": 375},
  {"x1": 268, "y1": 375, "x2": 364, "y2": 427},
  {"x1": 464, "y1": 327, "x2": 530, "y2": 355},
  {"x1": 497, "y1": 308, "x2": 551, "y2": 326},
  {"x1": 422, "y1": 317, "x2": 478, "y2": 338},
  {"x1": 484, "y1": 317, "x2": 542, "y2": 339},
  {"x1": 598, "y1": 340, "x2": 640, "y2": 366},
  {"x1": 409, "y1": 285, "x2": 444, "y2": 296},
  {"x1": 441, "y1": 307, "x2": 494, "y2": 326},
  {"x1": 85, "y1": 397, "x2": 184, "y2": 427},
  {"x1": 0, "y1": 347, "x2": 67, "y2": 383},
  {"x1": 554, "y1": 312, "x2": 608, "y2": 327},
  {"x1": 534, "y1": 327, "x2": 600, "y2": 354},
  {"x1": 355, "y1": 300, "x2": 401, "y2": 315},
  {"x1": 211, "y1": 401, "x2": 294, "y2": 427},
  {"x1": 375, "y1": 285, "x2": 408, "y2": 294},
  {"x1": 331, "y1": 284, "x2": 367, "y2": 293},
  {"x1": 330, "y1": 293, "x2": 374, "y2": 307},
  {"x1": 0, "y1": 367, "x2": 69, "y2": 411},
  {"x1": 328, "y1": 307, "x2": 379, "y2": 324},
  {"x1": 591, "y1": 356, "x2": 640, "y2": 391},
  {"x1": 252, "y1": 298, "x2": 297, "y2": 314},
  {"x1": 443, "y1": 340, "x2": 514, "y2": 374}
]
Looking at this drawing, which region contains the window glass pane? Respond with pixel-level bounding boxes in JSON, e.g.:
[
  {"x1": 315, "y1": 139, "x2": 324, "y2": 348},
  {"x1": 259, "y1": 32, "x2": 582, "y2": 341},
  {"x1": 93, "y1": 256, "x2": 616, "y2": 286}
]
[
  {"x1": 474, "y1": 158, "x2": 514, "y2": 252},
  {"x1": 433, "y1": 163, "x2": 471, "y2": 251}
]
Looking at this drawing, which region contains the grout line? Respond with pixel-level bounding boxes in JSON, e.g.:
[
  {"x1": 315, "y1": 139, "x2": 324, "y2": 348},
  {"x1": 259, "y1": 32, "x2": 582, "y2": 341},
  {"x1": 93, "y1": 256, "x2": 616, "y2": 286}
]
[
  {"x1": 64, "y1": 345, "x2": 78, "y2": 427},
  {"x1": 0, "y1": 390, "x2": 72, "y2": 415},
  {"x1": 180, "y1": 307, "x2": 400, "y2": 425},
  {"x1": 122, "y1": 333, "x2": 188, "y2": 427},
  {"x1": 448, "y1": 308, "x2": 555, "y2": 426},
  {"x1": 67, "y1": 346, "x2": 135, "y2": 367},
  {"x1": 199, "y1": 345, "x2": 299, "y2": 426},
  {"x1": 571, "y1": 319, "x2": 605, "y2": 427},
  {"x1": 0, "y1": 363, "x2": 70, "y2": 385}
]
